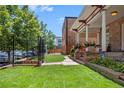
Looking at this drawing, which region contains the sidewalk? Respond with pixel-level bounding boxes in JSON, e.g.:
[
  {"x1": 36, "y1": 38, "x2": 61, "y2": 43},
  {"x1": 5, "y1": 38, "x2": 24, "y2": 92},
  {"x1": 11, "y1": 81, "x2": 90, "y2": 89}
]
[
  {"x1": 0, "y1": 64, "x2": 12, "y2": 69},
  {"x1": 42, "y1": 56, "x2": 79, "y2": 65}
]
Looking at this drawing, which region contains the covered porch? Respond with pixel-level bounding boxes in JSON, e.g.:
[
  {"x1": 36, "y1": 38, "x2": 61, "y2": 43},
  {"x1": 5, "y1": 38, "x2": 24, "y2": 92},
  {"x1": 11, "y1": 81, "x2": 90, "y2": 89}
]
[{"x1": 71, "y1": 5, "x2": 124, "y2": 61}]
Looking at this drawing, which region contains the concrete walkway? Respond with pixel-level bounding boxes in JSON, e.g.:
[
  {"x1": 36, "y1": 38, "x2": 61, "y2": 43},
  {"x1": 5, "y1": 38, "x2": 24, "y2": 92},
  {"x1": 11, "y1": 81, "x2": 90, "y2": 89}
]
[
  {"x1": 0, "y1": 64, "x2": 12, "y2": 69},
  {"x1": 42, "y1": 56, "x2": 79, "y2": 65},
  {"x1": 0, "y1": 56, "x2": 79, "y2": 68}
]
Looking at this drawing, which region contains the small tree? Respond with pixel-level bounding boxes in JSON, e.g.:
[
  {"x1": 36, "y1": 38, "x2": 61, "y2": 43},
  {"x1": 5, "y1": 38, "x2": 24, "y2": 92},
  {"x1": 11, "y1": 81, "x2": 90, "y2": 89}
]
[
  {"x1": 40, "y1": 22, "x2": 55, "y2": 49},
  {"x1": 37, "y1": 37, "x2": 45, "y2": 66}
]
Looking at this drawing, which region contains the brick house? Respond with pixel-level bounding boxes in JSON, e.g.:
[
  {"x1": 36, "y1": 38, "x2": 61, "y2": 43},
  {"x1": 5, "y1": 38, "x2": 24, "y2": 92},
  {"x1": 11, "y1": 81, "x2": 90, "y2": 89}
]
[
  {"x1": 71, "y1": 5, "x2": 124, "y2": 53},
  {"x1": 62, "y1": 17, "x2": 77, "y2": 54}
]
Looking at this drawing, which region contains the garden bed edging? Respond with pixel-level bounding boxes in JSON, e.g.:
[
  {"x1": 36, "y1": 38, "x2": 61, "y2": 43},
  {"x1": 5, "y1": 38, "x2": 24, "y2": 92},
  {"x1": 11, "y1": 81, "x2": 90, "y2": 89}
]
[{"x1": 69, "y1": 56, "x2": 124, "y2": 86}]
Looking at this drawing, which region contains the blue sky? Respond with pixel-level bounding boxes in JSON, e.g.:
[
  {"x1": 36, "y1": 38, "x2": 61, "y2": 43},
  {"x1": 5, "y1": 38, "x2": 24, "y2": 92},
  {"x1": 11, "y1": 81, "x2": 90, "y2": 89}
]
[{"x1": 29, "y1": 5, "x2": 84, "y2": 37}]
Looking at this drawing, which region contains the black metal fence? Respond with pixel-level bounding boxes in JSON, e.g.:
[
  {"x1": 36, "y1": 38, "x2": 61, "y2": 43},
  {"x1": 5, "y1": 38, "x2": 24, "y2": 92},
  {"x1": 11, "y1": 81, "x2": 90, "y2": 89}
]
[{"x1": 0, "y1": 35, "x2": 46, "y2": 67}]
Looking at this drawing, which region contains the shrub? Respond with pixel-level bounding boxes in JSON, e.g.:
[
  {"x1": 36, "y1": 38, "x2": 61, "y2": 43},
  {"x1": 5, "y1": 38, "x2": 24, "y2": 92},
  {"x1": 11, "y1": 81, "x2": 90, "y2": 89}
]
[
  {"x1": 120, "y1": 65, "x2": 124, "y2": 73},
  {"x1": 115, "y1": 64, "x2": 124, "y2": 73},
  {"x1": 91, "y1": 57, "x2": 103, "y2": 65},
  {"x1": 70, "y1": 44, "x2": 83, "y2": 57},
  {"x1": 14, "y1": 61, "x2": 22, "y2": 64},
  {"x1": 101, "y1": 57, "x2": 117, "y2": 68},
  {"x1": 70, "y1": 47, "x2": 75, "y2": 57},
  {"x1": 91, "y1": 57, "x2": 124, "y2": 73}
]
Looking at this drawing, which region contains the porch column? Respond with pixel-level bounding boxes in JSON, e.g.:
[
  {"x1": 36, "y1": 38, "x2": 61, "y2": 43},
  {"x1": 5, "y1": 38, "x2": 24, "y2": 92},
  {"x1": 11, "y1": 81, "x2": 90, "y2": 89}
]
[
  {"x1": 85, "y1": 25, "x2": 89, "y2": 52},
  {"x1": 101, "y1": 10, "x2": 107, "y2": 52},
  {"x1": 85, "y1": 25, "x2": 88, "y2": 42},
  {"x1": 76, "y1": 32, "x2": 80, "y2": 44}
]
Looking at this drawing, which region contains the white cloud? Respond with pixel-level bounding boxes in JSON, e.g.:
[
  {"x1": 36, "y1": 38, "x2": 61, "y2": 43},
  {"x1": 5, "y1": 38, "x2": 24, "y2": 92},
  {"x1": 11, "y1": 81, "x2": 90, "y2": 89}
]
[
  {"x1": 29, "y1": 5, "x2": 38, "y2": 11},
  {"x1": 40, "y1": 5, "x2": 54, "y2": 12},
  {"x1": 29, "y1": 5, "x2": 54, "y2": 12}
]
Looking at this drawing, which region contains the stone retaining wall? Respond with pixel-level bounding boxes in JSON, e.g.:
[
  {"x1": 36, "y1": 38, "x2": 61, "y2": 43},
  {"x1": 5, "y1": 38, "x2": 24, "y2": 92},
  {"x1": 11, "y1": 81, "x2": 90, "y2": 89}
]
[
  {"x1": 69, "y1": 56, "x2": 124, "y2": 86},
  {"x1": 85, "y1": 63, "x2": 124, "y2": 86}
]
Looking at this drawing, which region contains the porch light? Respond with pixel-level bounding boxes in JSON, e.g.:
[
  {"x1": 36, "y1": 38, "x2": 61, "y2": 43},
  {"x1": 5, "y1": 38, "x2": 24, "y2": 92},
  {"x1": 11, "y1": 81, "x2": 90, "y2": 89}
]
[{"x1": 111, "y1": 11, "x2": 118, "y2": 16}]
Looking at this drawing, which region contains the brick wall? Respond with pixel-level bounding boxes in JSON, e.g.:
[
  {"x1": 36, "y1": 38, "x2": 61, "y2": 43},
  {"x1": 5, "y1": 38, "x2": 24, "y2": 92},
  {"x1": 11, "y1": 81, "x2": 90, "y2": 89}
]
[
  {"x1": 62, "y1": 20, "x2": 67, "y2": 54},
  {"x1": 79, "y1": 28, "x2": 100, "y2": 44},
  {"x1": 62, "y1": 17, "x2": 100, "y2": 54},
  {"x1": 62, "y1": 17, "x2": 77, "y2": 54},
  {"x1": 108, "y1": 16, "x2": 124, "y2": 51}
]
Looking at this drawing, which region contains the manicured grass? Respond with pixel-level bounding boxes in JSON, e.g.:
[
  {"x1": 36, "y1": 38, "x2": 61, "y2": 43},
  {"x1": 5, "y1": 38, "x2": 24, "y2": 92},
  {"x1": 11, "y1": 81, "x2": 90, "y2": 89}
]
[
  {"x1": 32, "y1": 54, "x2": 65, "y2": 63},
  {"x1": 0, "y1": 65, "x2": 122, "y2": 88},
  {"x1": 44, "y1": 55, "x2": 64, "y2": 62}
]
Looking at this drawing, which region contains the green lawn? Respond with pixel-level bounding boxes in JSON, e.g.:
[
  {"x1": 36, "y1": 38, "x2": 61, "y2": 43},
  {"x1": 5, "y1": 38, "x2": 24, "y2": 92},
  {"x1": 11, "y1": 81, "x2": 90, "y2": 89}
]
[
  {"x1": 32, "y1": 54, "x2": 65, "y2": 63},
  {"x1": 0, "y1": 65, "x2": 122, "y2": 88}
]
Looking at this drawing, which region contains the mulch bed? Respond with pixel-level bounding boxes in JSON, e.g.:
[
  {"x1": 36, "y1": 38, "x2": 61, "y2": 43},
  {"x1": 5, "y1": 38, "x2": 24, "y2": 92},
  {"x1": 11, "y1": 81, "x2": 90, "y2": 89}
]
[{"x1": 22, "y1": 60, "x2": 38, "y2": 64}]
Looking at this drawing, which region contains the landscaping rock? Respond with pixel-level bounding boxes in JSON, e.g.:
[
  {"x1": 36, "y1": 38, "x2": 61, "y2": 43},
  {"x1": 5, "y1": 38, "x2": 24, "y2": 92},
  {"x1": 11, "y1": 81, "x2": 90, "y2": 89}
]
[
  {"x1": 69, "y1": 57, "x2": 124, "y2": 86},
  {"x1": 119, "y1": 75, "x2": 124, "y2": 81},
  {"x1": 86, "y1": 63, "x2": 123, "y2": 79}
]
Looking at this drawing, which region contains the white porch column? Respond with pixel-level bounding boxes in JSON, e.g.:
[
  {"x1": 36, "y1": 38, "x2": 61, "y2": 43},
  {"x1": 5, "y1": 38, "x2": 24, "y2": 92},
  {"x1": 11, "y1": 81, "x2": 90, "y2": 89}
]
[
  {"x1": 85, "y1": 25, "x2": 88, "y2": 42},
  {"x1": 101, "y1": 10, "x2": 107, "y2": 52},
  {"x1": 76, "y1": 32, "x2": 80, "y2": 44},
  {"x1": 85, "y1": 25, "x2": 89, "y2": 52}
]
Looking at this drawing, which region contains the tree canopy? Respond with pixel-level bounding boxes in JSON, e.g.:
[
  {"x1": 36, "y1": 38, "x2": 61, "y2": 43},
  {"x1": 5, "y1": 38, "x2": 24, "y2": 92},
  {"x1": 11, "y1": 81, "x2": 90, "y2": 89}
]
[
  {"x1": 0, "y1": 5, "x2": 42, "y2": 52},
  {"x1": 0, "y1": 5, "x2": 55, "y2": 52},
  {"x1": 40, "y1": 21, "x2": 55, "y2": 49}
]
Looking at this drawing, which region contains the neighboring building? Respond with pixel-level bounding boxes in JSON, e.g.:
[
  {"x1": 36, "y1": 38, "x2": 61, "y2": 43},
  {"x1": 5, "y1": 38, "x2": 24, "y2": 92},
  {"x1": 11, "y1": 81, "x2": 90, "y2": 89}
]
[
  {"x1": 71, "y1": 5, "x2": 124, "y2": 52},
  {"x1": 62, "y1": 17, "x2": 77, "y2": 54},
  {"x1": 55, "y1": 36, "x2": 62, "y2": 49}
]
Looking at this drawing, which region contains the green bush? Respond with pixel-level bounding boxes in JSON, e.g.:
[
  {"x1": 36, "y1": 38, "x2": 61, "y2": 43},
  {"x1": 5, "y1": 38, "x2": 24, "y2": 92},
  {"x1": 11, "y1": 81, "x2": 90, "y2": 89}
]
[
  {"x1": 91, "y1": 57, "x2": 124, "y2": 73},
  {"x1": 116, "y1": 64, "x2": 124, "y2": 73},
  {"x1": 70, "y1": 47, "x2": 75, "y2": 57},
  {"x1": 15, "y1": 61, "x2": 23, "y2": 64}
]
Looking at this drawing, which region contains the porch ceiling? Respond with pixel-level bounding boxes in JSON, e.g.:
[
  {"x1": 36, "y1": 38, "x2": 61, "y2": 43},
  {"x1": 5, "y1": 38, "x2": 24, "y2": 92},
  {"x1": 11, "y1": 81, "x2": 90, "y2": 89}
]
[
  {"x1": 90, "y1": 5, "x2": 124, "y2": 28},
  {"x1": 71, "y1": 5, "x2": 96, "y2": 30},
  {"x1": 71, "y1": 5, "x2": 124, "y2": 31}
]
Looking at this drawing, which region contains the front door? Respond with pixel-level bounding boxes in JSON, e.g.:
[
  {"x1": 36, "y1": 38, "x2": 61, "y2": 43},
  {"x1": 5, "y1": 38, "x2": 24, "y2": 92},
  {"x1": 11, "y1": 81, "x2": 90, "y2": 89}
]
[{"x1": 121, "y1": 23, "x2": 124, "y2": 51}]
